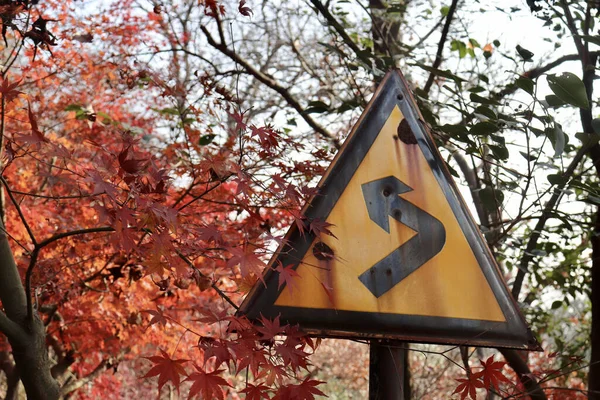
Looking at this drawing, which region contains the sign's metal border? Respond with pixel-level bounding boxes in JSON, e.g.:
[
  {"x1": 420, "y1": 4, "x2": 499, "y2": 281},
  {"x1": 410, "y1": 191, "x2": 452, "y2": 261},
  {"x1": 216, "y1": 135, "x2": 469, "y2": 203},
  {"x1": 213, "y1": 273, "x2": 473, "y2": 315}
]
[{"x1": 238, "y1": 70, "x2": 539, "y2": 350}]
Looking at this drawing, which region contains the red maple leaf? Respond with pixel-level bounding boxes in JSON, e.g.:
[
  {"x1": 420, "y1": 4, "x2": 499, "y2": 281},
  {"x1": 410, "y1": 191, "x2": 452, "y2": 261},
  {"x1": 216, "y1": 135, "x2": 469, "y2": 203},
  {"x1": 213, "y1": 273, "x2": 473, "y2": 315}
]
[
  {"x1": 118, "y1": 145, "x2": 147, "y2": 174},
  {"x1": 198, "y1": 339, "x2": 232, "y2": 368},
  {"x1": 274, "y1": 343, "x2": 309, "y2": 371},
  {"x1": 453, "y1": 373, "x2": 485, "y2": 400},
  {"x1": 19, "y1": 101, "x2": 48, "y2": 144},
  {"x1": 273, "y1": 377, "x2": 327, "y2": 400},
  {"x1": 256, "y1": 314, "x2": 284, "y2": 341},
  {"x1": 308, "y1": 218, "x2": 337, "y2": 238},
  {"x1": 275, "y1": 263, "x2": 300, "y2": 293},
  {"x1": 231, "y1": 340, "x2": 266, "y2": 376},
  {"x1": 479, "y1": 355, "x2": 511, "y2": 392},
  {"x1": 238, "y1": 0, "x2": 253, "y2": 17},
  {"x1": 0, "y1": 77, "x2": 22, "y2": 103},
  {"x1": 261, "y1": 362, "x2": 288, "y2": 386},
  {"x1": 240, "y1": 383, "x2": 271, "y2": 400},
  {"x1": 186, "y1": 365, "x2": 231, "y2": 400},
  {"x1": 142, "y1": 308, "x2": 168, "y2": 328},
  {"x1": 143, "y1": 349, "x2": 189, "y2": 393},
  {"x1": 227, "y1": 245, "x2": 266, "y2": 279}
]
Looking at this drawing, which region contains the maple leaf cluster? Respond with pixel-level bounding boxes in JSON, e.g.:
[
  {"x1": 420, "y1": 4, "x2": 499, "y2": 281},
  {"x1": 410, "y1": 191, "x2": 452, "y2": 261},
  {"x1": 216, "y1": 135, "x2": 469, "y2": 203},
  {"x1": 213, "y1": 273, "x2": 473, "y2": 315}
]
[
  {"x1": 0, "y1": 0, "x2": 338, "y2": 398},
  {"x1": 453, "y1": 356, "x2": 512, "y2": 399}
]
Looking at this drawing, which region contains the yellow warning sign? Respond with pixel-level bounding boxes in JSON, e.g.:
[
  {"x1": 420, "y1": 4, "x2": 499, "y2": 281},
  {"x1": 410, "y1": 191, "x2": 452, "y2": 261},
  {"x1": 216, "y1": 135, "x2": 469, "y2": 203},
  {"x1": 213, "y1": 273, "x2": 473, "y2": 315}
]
[
  {"x1": 239, "y1": 70, "x2": 536, "y2": 349},
  {"x1": 275, "y1": 106, "x2": 504, "y2": 321}
]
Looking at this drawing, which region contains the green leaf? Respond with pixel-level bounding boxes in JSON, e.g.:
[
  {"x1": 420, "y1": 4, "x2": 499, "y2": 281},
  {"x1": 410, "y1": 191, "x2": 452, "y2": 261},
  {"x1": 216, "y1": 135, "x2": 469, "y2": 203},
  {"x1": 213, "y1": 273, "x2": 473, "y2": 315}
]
[
  {"x1": 489, "y1": 144, "x2": 509, "y2": 160},
  {"x1": 515, "y1": 76, "x2": 534, "y2": 95},
  {"x1": 592, "y1": 118, "x2": 600, "y2": 134},
  {"x1": 547, "y1": 72, "x2": 589, "y2": 109},
  {"x1": 520, "y1": 151, "x2": 536, "y2": 161},
  {"x1": 544, "y1": 94, "x2": 566, "y2": 108},
  {"x1": 479, "y1": 186, "x2": 504, "y2": 211},
  {"x1": 65, "y1": 104, "x2": 84, "y2": 112},
  {"x1": 199, "y1": 134, "x2": 216, "y2": 145},
  {"x1": 575, "y1": 132, "x2": 600, "y2": 147},
  {"x1": 439, "y1": 124, "x2": 468, "y2": 134},
  {"x1": 440, "y1": 5, "x2": 449, "y2": 16},
  {"x1": 157, "y1": 107, "x2": 180, "y2": 116},
  {"x1": 451, "y1": 40, "x2": 467, "y2": 58},
  {"x1": 551, "y1": 300, "x2": 562, "y2": 310},
  {"x1": 473, "y1": 106, "x2": 497, "y2": 120},
  {"x1": 304, "y1": 100, "x2": 330, "y2": 114},
  {"x1": 470, "y1": 93, "x2": 500, "y2": 105},
  {"x1": 468, "y1": 38, "x2": 481, "y2": 48},
  {"x1": 547, "y1": 174, "x2": 568, "y2": 185},
  {"x1": 546, "y1": 124, "x2": 566, "y2": 158},
  {"x1": 516, "y1": 44, "x2": 534, "y2": 61},
  {"x1": 412, "y1": 62, "x2": 466, "y2": 84},
  {"x1": 578, "y1": 35, "x2": 600, "y2": 46},
  {"x1": 470, "y1": 121, "x2": 499, "y2": 136}
]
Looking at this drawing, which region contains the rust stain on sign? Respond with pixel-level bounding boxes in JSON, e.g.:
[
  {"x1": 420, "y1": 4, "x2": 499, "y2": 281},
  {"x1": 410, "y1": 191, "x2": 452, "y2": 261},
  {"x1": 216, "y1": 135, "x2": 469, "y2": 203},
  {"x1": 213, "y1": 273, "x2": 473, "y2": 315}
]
[{"x1": 275, "y1": 107, "x2": 505, "y2": 322}]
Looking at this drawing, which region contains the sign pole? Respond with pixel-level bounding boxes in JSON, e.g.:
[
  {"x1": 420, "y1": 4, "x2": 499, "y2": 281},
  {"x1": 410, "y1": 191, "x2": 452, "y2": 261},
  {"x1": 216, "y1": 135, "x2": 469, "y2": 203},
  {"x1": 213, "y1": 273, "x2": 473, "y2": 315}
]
[{"x1": 369, "y1": 340, "x2": 409, "y2": 400}]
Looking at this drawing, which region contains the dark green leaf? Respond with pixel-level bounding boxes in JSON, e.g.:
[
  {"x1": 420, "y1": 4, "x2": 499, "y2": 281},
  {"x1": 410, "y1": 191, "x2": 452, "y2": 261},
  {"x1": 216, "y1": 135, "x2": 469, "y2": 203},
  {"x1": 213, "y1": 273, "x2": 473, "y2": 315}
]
[
  {"x1": 592, "y1": 118, "x2": 600, "y2": 134},
  {"x1": 547, "y1": 72, "x2": 589, "y2": 109},
  {"x1": 575, "y1": 132, "x2": 600, "y2": 147},
  {"x1": 489, "y1": 144, "x2": 509, "y2": 160},
  {"x1": 479, "y1": 186, "x2": 504, "y2": 211},
  {"x1": 551, "y1": 300, "x2": 562, "y2": 310},
  {"x1": 515, "y1": 76, "x2": 535, "y2": 95},
  {"x1": 304, "y1": 100, "x2": 330, "y2": 114},
  {"x1": 516, "y1": 44, "x2": 534, "y2": 61},
  {"x1": 470, "y1": 121, "x2": 499, "y2": 135},
  {"x1": 412, "y1": 62, "x2": 466, "y2": 84},
  {"x1": 199, "y1": 134, "x2": 216, "y2": 145},
  {"x1": 547, "y1": 174, "x2": 568, "y2": 185},
  {"x1": 439, "y1": 124, "x2": 468, "y2": 134},
  {"x1": 545, "y1": 94, "x2": 566, "y2": 108},
  {"x1": 473, "y1": 106, "x2": 497, "y2": 120},
  {"x1": 520, "y1": 151, "x2": 536, "y2": 161},
  {"x1": 578, "y1": 35, "x2": 600, "y2": 46},
  {"x1": 468, "y1": 86, "x2": 486, "y2": 93},
  {"x1": 470, "y1": 93, "x2": 500, "y2": 105}
]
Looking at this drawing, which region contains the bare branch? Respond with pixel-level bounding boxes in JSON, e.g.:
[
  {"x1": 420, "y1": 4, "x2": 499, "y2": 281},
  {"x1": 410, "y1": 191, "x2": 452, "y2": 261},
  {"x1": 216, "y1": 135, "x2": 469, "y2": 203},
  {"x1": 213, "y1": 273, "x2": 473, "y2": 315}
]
[{"x1": 199, "y1": 25, "x2": 341, "y2": 148}]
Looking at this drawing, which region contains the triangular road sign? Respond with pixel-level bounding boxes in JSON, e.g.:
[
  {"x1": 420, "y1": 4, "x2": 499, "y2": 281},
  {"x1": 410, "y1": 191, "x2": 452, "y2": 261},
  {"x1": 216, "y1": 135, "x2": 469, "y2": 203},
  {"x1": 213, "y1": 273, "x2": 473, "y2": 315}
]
[{"x1": 239, "y1": 70, "x2": 538, "y2": 350}]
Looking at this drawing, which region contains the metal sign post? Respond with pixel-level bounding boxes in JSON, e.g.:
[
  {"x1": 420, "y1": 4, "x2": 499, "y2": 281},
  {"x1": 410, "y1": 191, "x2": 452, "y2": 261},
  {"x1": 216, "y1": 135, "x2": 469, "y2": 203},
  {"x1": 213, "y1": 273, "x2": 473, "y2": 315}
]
[{"x1": 369, "y1": 340, "x2": 409, "y2": 400}]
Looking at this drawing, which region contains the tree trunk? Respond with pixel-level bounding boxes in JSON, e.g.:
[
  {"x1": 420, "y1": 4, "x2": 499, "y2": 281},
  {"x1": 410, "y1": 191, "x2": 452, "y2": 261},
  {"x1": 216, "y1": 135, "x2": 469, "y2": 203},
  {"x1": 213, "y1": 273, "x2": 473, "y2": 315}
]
[
  {"x1": 589, "y1": 207, "x2": 600, "y2": 399},
  {"x1": 0, "y1": 223, "x2": 59, "y2": 399},
  {"x1": 8, "y1": 315, "x2": 60, "y2": 400}
]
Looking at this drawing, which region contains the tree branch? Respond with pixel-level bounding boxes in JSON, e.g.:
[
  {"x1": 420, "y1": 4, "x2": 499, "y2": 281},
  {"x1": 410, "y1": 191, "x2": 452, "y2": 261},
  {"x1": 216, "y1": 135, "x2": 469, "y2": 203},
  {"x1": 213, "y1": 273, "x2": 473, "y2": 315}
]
[
  {"x1": 176, "y1": 250, "x2": 239, "y2": 310},
  {"x1": 423, "y1": 0, "x2": 460, "y2": 94},
  {"x1": 1, "y1": 176, "x2": 37, "y2": 246},
  {"x1": 199, "y1": 25, "x2": 341, "y2": 149},
  {"x1": 0, "y1": 310, "x2": 25, "y2": 345},
  {"x1": 309, "y1": 0, "x2": 373, "y2": 66},
  {"x1": 25, "y1": 226, "x2": 114, "y2": 321}
]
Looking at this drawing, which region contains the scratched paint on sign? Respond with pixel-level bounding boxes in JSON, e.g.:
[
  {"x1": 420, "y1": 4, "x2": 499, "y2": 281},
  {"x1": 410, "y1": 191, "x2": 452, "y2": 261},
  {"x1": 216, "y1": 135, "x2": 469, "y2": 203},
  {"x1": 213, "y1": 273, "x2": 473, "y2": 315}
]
[{"x1": 274, "y1": 106, "x2": 506, "y2": 322}]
